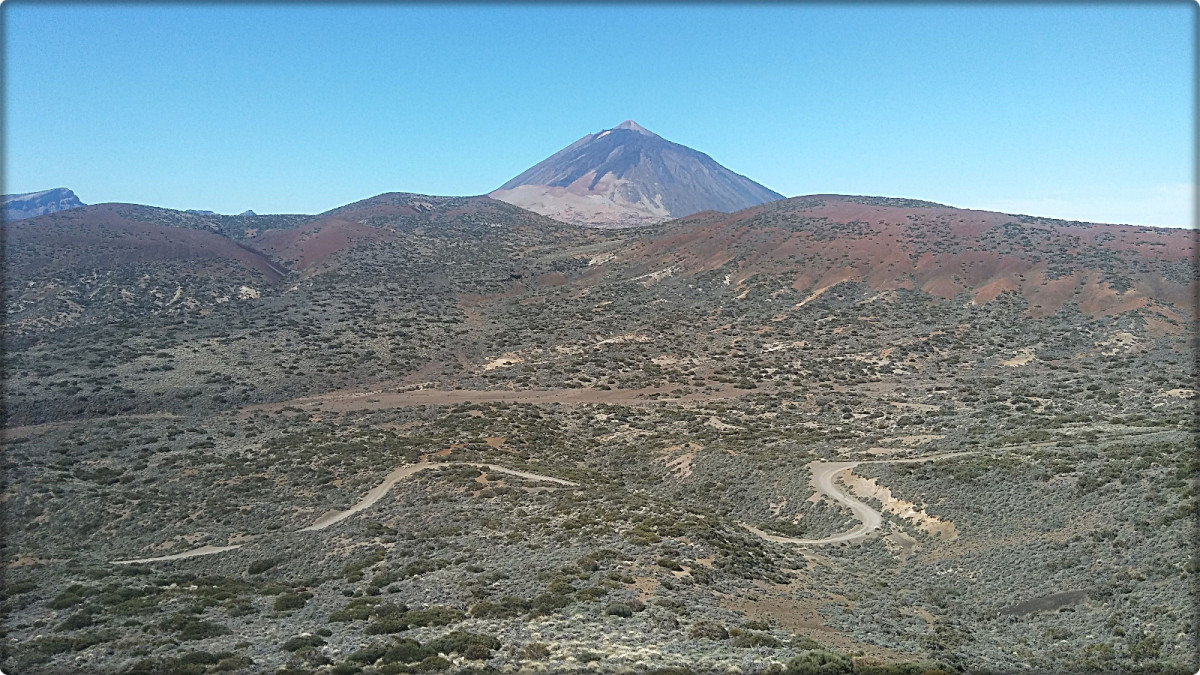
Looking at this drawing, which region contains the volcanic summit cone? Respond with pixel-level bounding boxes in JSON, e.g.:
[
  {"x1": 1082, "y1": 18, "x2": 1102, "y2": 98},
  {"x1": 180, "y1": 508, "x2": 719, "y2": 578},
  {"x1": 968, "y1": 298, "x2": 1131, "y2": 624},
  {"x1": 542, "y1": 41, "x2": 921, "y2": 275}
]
[{"x1": 490, "y1": 120, "x2": 783, "y2": 227}]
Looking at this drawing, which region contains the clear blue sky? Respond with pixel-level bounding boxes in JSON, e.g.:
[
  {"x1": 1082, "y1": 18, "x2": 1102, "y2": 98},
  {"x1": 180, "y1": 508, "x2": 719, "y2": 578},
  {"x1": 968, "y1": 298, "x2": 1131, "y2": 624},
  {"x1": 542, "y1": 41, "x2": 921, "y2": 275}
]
[{"x1": 4, "y1": 3, "x2": 1195, "y2": 227}]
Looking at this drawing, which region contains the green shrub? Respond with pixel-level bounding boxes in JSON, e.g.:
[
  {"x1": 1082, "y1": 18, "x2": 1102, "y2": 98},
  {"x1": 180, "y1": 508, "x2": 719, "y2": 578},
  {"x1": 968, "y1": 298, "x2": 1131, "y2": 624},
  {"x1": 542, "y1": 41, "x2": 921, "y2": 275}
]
[
  {"x1": 415, "y1": 655, "x2": 450, "y2": 672},
  {"x1": 282, "y1": 635, "x2": 325, "y2": 652},
  {"x1": 656, "y1": 557, "x2": 683, "y2": 571},
  {"x1": 2, "y1": 579, "x2": 37, "y2": 598},
  {"x1": 365, "y1": 618, "x2": 409, "y2": 635},
  {"x1": 531, "y1": 593, "x2": 570, "y2": 614},
  {"x1": 604, "y1": 602, "x2": 633, "y2": 618},
  {"x1": 404, "y1": 605, "x2": 464, "y2": 627},
  {"x1": 346, "y1": 644, "x2": 388, "y2": 664},
  {"x1": 427, "y1": 630, "x2": 500, "y2": 656},
  {"x1": 273, "y1": 592, "x2": 308, "y2": 611},
  {"x1": 56, "y1": 611, "x2": 94, "y2": 631},
  {"x1": 383, "y1": 639, "x2": 432, "y2": 664},
  {"x1": 329, "y1": 597, "x2": 380, "y2": 622},
  {"x1": 248, "y1": 558, "x2": 280, "y2": 575},
  {"x1": 161, "y1": 614, "x2": 231, "y2": 641},
  {"x1": 372, "y1": 601, "x2": 409, "y2": 618},
  {"x1": 48, "y1": 590, "x2": 86, "y2": 609},
  {"x1": 178, "y1": 651, "x2": 220, "y2": 665},
  {"x1": 784, "y1": 648, "x2": 851, "y2": 673},
  {"x1": 792, "y1": 636, "x2": 822, "y2": 650},
  {"x1": 212, "y1": 655, "x2": 255, "y2": 672},
  {"x1": 469, "y1": 596, "x2": 530, "y2": 618},
  {"x1": 732, "y1": 631, "x2": 780, "y2": 648},
  {"x1": 575, "y1": 586, "x2": 609, "y2": 601}
]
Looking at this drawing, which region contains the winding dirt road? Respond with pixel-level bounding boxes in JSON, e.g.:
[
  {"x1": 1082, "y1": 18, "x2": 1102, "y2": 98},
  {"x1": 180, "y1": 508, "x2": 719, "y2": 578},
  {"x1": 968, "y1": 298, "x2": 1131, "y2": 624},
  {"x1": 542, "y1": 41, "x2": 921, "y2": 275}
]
[
  {"x1": 114, "y1": 448, "x2": 971, "y2": 563},
  {"x1": 112, "y1": 544, "x2": 244, "y2": 565},
  {"x1": 114, "y1": 460, "x2": 576, "y2": 564},
  {"x1": 741, "y1": 452, "x2": 976, "y2": 546},
  {"x1": 302, "y1": 461, "x2": 577, "y2": 531}
]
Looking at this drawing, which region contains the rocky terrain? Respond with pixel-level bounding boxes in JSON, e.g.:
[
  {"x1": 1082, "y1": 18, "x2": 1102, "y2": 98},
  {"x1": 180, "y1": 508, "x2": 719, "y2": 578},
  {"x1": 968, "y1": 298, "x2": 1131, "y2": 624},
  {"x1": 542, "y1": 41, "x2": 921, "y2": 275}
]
[
  {"x1": 1, "y1": 192, "x2": 1196, "y2": 674},
  {"x1": 490, "y1": 121, "x2": 783, "y2": 228},
  {"x1": 2, "y1": 188, "x2": 85, "y2": 221}
]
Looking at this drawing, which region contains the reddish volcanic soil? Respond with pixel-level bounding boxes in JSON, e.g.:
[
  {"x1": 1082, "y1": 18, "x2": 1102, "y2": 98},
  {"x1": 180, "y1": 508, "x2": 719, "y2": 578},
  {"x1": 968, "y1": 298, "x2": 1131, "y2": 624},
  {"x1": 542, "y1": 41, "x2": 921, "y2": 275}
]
[
  {"x1": 250, "y1": 217, "x2": 394, "y2": 273},
  {"x1": 4, "y1": 204, "x2": 284, "y2": 280},
  {"x1": 613, "y1": 195, "x2": 1197, "y2": 321}
]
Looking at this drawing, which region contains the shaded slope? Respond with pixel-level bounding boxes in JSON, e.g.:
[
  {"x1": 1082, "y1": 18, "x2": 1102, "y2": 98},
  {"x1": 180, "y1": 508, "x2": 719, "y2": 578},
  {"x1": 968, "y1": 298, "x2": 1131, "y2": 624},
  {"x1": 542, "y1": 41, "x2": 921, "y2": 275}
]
[{"x1": 2, "y1": 204, "x2": 288, "y2": 335}]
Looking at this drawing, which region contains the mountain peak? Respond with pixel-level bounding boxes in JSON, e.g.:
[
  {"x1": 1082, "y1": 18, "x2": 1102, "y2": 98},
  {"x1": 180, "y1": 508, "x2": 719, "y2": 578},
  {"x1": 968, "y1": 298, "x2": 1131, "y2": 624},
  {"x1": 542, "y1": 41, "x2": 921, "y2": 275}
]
[
  {"x1": 613, "y1": 119, "x2": 656, "y2": 137},
  {"x1": 491, "y1": 123, "x2": 782, "y2": 228}
]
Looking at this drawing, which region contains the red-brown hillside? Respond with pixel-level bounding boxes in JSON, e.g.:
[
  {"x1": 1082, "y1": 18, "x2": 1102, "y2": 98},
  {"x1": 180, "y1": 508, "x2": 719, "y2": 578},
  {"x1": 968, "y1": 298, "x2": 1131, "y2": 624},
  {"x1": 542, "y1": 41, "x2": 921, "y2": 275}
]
[
  {"x1": 239, "y1": 192, "x2": 579, "y2": 275},
  {"x1": 248, "y1": 217, "x2": 395, "y2": 274},
  {"x1": 3, "y1": 203, "x2": 285, "y2": 280},
  {"x1": 614, "y1": 195, "x2": 1197, "y2": 322}
]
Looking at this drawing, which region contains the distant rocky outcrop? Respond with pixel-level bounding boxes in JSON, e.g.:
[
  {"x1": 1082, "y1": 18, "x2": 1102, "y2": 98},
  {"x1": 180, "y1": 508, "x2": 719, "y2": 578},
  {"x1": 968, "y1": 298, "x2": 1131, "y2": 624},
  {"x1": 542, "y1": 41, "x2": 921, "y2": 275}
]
[
  {"x1": 490, "y1": 120, "x2": 783, "y2": 227},
  {"x1": 2, "y1": 187, "x2": 84, "y2": 221}
]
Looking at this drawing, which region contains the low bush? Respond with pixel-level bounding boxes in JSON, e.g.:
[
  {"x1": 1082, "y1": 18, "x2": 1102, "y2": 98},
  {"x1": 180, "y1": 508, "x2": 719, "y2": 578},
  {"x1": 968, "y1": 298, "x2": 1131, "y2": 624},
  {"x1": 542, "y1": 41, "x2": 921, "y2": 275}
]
[
  {"x1": 784, "y1": 648, "x2": 851, "y2": 673},
  {"x1": 469, "y1": 596, "x2": 530, "y2": 618},
  {"x1": 282, "y1": 635, "x2": 325, "y2": 652},
  {"x1": 732, "y1": 631, "x2": 779, "y2": 648},
  {"x1": 273, "y1": 592, "x2": 308, "y2": 611},
  {"x1": 689, "y1": 622, "x2": 729, "y2": 640},
  {"x1": 427, "y1": 630, "x2": 500, "y2": 656},
  {"x1": 604, "y1": 602, "x2": 633, "y2": 618}
]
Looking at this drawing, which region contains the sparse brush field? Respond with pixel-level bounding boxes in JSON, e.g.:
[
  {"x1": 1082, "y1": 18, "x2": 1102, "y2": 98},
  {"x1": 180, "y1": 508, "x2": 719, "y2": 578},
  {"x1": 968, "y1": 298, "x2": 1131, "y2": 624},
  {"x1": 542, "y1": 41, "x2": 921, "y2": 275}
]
[{"x1": 2, "y1": 195, "x2": 1197, "y2": 674}]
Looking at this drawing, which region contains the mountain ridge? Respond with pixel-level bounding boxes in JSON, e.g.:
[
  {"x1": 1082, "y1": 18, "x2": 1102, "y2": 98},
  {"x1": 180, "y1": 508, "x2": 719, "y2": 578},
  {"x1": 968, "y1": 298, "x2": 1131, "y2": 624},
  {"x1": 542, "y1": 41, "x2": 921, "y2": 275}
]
[{"x1": 2, "y1": 187, "x2": 85, "y2": 221}]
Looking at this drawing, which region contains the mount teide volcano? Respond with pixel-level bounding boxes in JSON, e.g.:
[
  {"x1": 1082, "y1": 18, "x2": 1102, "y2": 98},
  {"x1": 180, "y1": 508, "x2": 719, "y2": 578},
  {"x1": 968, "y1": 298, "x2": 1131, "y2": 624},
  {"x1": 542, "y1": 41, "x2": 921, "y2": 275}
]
[{"x1": 490, "y1": 120, "x2": 784, "y2": 227}]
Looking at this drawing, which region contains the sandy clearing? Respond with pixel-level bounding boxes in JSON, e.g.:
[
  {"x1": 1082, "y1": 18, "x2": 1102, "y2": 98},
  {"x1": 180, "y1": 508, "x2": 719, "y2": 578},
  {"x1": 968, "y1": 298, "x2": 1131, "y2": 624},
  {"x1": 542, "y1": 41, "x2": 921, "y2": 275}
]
[
  {"x1": 763, "y1": 340, "x2": 808, "y2": 352},
  {"x1": 793, "y1": 282, "x2": 839, "y2": 308},
  {"x1": 707, "y1": 416, "x2": 742, "y2": 431},
  {"x1": 595, "y1": 333, "x2": 652, "y2": 346},
  {"x1": 1001, "y1": 349, "x2": 1036, "y2": 367},
  {"x1": 661, "y1": 452, "x2": 695, "y2": 478},
  {"x1": 482, "y1": 353, "x2": 524, "y2": 371},
  {"x1": 840, "y1": 472, "x2": 958, "y2": 539}
]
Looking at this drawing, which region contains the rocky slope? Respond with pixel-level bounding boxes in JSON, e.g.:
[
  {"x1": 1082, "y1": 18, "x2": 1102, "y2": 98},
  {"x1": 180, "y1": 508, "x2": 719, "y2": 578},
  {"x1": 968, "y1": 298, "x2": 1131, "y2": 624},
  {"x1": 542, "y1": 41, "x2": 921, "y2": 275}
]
[{"x1": 2, "y1": 187, "x2": 85, "y2": 221}]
